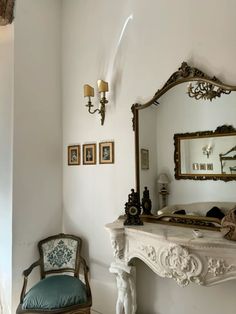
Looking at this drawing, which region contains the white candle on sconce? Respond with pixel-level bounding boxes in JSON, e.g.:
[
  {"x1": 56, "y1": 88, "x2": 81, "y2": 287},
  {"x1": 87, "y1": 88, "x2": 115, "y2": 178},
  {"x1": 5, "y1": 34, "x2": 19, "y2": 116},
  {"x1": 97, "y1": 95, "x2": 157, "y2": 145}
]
[
  {"x1": 97, "y1": 80, "x2": 109, "y2": 93},
  {"x1": 84, "y1": 84, "x2": 94, "y2": 97}
]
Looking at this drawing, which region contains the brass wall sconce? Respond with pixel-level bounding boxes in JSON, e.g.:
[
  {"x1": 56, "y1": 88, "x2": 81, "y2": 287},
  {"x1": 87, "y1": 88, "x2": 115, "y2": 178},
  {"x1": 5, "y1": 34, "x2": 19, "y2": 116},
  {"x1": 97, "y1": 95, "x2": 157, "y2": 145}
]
[
  {"x1": 202, "y1": 145, "x2": 213, "y2": 158},
  {"x1": 83, "y1": 80, "x2": 109, "y2": 125}
]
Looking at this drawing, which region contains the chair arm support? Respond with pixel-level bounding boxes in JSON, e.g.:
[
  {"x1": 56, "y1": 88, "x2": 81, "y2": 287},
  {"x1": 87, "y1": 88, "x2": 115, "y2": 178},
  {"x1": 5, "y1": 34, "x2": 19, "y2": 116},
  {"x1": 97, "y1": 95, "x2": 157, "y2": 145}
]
[
  {"x1": 20, "y1": 260, "x2": 40, "y2": 303},
  {"x1": 80, "y1": 256, "x2": 89, "y2": 273},
  {"x1": 23, "y1": 260, "x2": 40, "y2": 277},
  {"x1": 80, "y1": 257, "x2": 92, "y2": 299}
]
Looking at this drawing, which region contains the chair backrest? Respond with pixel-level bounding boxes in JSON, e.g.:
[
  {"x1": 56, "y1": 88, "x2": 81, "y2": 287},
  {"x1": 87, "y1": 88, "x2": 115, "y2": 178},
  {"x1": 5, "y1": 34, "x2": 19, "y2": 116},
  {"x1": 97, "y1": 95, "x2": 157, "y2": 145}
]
[{"x1": 38, "y1": 233, "x2": 82, "y2": 278}]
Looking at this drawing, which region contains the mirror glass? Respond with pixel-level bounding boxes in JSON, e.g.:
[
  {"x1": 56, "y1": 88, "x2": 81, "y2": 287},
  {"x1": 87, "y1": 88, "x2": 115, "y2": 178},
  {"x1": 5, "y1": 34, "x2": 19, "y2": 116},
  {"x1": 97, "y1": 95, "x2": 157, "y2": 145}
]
[
  {"x1": 176, "y1": 131, "x2": 236, "y2": 177},
  {"x1": 138, "y1": 81, "x2": 236, "y2": 213}
]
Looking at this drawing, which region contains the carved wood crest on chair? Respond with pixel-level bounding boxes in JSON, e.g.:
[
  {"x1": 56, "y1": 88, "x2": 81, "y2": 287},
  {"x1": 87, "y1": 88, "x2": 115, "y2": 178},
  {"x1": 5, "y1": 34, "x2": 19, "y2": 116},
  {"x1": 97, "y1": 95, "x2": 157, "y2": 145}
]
[{"x1": 16, "y1": 233, "x2": 92, "y2": 314}]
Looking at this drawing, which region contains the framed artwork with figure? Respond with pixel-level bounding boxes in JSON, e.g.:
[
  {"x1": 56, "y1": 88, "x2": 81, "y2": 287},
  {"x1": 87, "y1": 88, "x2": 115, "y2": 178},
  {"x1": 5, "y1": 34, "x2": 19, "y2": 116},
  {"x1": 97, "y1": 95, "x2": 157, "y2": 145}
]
[
  {"x1": 83, "y1": 144, "x2": 96, "y2": 165},
  {"x1": 141, "y1": 149, "x2": 149, "y2": 170},
  {"x1": 99, "y1": 142, "x2": 114, "y2": 164},
  {"x1": 68, "y1": 145, "x2": 80, "y2": 165}
]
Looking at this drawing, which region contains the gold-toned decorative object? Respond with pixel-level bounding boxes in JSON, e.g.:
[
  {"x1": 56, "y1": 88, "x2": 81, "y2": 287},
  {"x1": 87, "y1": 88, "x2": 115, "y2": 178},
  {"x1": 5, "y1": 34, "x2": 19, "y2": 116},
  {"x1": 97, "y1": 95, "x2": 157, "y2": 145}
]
[
  {"x1": 83, "y1": 143, "x2": 96, "y2": 165},
  {"x1": 68, "y1": 145, "x2": 80, "y2": 166},
  {"x1": 99, "y1": 141, "x2": 114, "y2": 164},
  {"x1": 140, "y1": 149, "x2": 149, "y2": 170},
  {"x1": 158, "y1": 214, "x2": 222, "y2": 231},
  {"x1": 83, "y1": 80, "x2": 109, "y2": 125},
  {"x1": 0, "y1": 0, "x2": 15, "y2": 26},
  {"x1": 202, "y1": 144, "x2": 213, "y2": 158},
  {"x1": 188, "y1": 81, "x2": 231, "y2": 101},
  {"x1": 128, "y1": 61, "x2": 236, "y2": 231},
  {"x1": 174, "y1": 124, "x2": 236, "y2": 181}
]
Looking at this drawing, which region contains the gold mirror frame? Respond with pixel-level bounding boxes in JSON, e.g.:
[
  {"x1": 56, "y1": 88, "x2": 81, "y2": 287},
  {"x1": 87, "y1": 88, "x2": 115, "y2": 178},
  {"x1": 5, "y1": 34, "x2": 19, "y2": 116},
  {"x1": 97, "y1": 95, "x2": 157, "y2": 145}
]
[
  {"x1": 174, "y1": 125, "x2": 236, "y2": 181},
  {"x1": 132, "y1": 62, "x2": 236, "y2": 196}
]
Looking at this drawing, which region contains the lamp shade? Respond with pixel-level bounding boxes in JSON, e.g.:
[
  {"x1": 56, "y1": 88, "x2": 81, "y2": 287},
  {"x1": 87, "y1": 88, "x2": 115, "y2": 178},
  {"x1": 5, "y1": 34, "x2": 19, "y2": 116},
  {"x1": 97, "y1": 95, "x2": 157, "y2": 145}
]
[{"x1": 157, "y1": 173, "x2": 169, "y2": 184}]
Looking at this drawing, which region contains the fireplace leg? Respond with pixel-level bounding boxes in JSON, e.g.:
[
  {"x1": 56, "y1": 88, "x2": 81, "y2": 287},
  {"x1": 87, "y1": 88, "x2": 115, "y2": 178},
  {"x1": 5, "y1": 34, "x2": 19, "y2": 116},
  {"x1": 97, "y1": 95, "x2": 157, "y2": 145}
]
[{"x1": 110, "y1": 262, "x2": 137, "y2": 314}]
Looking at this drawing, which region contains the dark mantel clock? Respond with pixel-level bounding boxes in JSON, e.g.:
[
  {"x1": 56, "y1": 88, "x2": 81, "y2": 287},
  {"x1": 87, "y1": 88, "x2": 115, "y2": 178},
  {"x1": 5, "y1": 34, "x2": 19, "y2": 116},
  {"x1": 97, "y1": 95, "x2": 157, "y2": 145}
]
[{"x1": 124, "y1": 189, "x2": 143, "y2": 226}]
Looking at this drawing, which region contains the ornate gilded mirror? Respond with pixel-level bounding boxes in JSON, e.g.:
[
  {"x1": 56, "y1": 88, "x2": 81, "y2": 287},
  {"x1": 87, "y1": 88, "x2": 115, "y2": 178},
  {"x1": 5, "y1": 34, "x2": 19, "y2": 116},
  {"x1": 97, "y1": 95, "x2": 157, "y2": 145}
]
[
  {"x1": 131, "y1": 62, "x2": 236, "y2": 228},
  {"x1": 174, "y1": 125, "x2": 236, "y2": 181}
]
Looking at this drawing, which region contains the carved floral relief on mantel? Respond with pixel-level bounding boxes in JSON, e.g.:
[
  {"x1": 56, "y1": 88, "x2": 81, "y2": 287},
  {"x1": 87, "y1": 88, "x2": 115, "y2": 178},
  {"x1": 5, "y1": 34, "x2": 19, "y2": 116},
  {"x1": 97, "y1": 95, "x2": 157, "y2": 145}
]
[
  {"x1": 139, "y1": 243, "x2": 203, "y2": 287},
  {"x1": 106, "y1": 221, "x2": 236, "y2": 314},
  {"x1": 207, "y1": 257, "x2": 236, "y2": 277}
]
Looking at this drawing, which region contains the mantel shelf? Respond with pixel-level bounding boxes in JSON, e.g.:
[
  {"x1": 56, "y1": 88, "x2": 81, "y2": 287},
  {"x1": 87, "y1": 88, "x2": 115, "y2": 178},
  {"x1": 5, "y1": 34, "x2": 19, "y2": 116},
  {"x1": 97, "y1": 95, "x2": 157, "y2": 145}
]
[{"x1": 105, "y1": 219, "x2": 236, "y2": 314}]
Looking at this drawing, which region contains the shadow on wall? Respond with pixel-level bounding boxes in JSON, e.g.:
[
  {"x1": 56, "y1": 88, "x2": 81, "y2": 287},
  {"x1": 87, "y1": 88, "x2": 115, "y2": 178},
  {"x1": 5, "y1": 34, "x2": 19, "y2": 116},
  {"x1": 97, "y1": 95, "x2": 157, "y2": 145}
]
[
  {"x1": 62, "y1": 211, "x2": 90, "y2": 262},
  {"x1": 136, "y1": 260, "x2": 160, "y2": 314},
  {"x1": 0, "y1": 289, "x2": 4, "y2": 314},
  {"x1": 97, "y1": 14, "x2": 133, "y2": 107}
]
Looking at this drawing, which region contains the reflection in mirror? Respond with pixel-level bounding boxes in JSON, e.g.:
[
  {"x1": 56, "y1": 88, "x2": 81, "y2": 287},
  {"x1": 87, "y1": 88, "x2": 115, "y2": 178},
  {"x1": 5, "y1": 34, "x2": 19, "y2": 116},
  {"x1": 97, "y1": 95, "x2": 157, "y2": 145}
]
[
  {"x1": 174, "y1": 126, "x2": 236, "y2": 179},
  {"x1": 138, "y1": 81, "x2": 236, "y2": 215},
  {"x1": 139, "y1": 106, "x2": 158, "y2": 210},
  {"x1": 131, "y1": 62, "x2": 236, "y2": 230}
]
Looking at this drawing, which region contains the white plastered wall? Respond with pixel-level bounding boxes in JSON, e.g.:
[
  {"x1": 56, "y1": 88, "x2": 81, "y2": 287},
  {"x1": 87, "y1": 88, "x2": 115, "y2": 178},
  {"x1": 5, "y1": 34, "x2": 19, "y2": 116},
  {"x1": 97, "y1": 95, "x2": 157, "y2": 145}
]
[
  {"x1": 0, "y1": 25, "x2": 13, "y2": 314},
  {"x1": 62, "y1": 1, "x2": 236, "y2": 314},
  {"x1": 12, "y1": 0, "x2": 63, "y2": 312}
]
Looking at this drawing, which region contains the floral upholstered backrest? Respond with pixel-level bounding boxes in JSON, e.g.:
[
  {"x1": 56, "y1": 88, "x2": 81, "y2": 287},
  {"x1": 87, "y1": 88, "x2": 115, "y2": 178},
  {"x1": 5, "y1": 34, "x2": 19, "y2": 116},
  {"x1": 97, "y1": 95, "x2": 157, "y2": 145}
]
[{"x1": 38, "y1": 234, "x2": 81, "y2": 276}]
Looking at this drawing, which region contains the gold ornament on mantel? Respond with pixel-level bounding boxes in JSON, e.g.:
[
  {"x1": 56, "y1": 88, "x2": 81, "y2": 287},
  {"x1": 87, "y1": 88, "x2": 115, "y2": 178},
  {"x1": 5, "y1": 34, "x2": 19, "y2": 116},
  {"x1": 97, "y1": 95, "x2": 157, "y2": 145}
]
[{"x1": 0, "y1": 0, "x2": 15, "y2": 26}]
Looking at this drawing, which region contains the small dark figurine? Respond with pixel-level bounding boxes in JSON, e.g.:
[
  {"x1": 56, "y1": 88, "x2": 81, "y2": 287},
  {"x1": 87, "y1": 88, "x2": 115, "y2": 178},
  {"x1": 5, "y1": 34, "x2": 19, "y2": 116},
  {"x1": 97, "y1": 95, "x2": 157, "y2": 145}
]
[
  {"x1": 141, "y1": 187, "x2": 152, "y2": 215},
  {"x1": 124, "y1": 189, "x2": 143, "y2": 226}
]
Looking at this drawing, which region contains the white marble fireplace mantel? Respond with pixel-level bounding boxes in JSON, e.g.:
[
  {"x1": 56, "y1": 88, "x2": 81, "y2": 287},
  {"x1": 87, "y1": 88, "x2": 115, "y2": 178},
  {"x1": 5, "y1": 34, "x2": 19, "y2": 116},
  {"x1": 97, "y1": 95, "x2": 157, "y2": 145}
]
[{"x1": 105, "y1": 219, "x2": 236, "y2": 314}]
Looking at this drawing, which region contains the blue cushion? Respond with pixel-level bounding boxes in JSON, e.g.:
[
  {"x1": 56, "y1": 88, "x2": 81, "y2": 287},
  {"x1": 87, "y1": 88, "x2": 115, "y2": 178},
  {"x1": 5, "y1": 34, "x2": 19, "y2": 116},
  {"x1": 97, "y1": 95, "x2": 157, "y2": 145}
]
[{"x1": 22, "y1": 275, "x2": 87, "y2": 310}]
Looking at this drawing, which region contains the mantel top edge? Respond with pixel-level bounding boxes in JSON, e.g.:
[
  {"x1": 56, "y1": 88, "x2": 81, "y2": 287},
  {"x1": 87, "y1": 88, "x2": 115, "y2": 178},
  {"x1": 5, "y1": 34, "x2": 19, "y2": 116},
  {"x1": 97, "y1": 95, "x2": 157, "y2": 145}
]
[{"x1": 105, "y1": 219, "x2": 236, "y2": 249}]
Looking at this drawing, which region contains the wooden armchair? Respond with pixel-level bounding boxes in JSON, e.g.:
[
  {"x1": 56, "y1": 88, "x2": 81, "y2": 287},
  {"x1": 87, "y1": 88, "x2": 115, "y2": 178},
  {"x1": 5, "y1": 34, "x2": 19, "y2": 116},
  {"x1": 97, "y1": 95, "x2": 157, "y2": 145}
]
[{"x1": 16, "y1": 233, "x2": 92, "y2": 314}]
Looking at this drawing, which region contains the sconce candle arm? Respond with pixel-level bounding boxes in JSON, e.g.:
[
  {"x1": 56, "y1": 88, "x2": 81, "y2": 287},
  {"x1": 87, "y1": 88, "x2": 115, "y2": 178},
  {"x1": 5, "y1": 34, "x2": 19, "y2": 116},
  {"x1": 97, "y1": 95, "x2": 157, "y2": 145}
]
[
  {"x1": 85, "y1": 96, "x2": 108, "y2": 125},
  {"x1": 83, "y1": 81, "x2": 109, "y2": 125}
]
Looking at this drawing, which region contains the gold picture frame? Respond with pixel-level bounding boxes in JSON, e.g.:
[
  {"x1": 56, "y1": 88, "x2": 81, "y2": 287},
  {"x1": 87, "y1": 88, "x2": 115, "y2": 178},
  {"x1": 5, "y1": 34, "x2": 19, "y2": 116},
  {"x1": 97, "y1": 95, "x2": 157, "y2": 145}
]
[
  {"x1": 68, "y1": 145, "x2": 80, "y2": 166},
  {"x1": 141, "y1": 149, "x2": 149, "y2": 170},
  {"x1": 207, "y1": 163, "x2": 213, "y2": 170},
  {"x1": 83, "y1": 144, "x2": 96, "y2": 165},
  {"x1": 200, "y1": 163, "x2": 206, "y2": 170},
  {"x1": 99, "y1": 142, "x2": 114, "y2": 164}
]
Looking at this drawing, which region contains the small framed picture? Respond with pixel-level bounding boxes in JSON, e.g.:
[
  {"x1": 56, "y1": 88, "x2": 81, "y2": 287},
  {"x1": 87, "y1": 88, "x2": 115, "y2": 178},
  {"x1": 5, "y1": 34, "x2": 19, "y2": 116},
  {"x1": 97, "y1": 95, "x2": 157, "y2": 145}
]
[
  {"x1": 83, "y1": 144, "x2": 96, "y2": 165},
  {"x1": 141, "y1": 149, "x2": 149, "y2": 170},
  {"x1": 192, "y1": 163, "x2": 199, "y2": 170},
  {"x1": 99, "y1": 142, "x2": 114, "y2": 164},
  {"x1": 68, "y1": 145, "x2": 80, "y2": 166},
  {"x1": 207, "y1": 163, "x2": 213, "y2": 170},
  {"x1": 200, "y1": 163, "x2": 206, "y2": 170}
]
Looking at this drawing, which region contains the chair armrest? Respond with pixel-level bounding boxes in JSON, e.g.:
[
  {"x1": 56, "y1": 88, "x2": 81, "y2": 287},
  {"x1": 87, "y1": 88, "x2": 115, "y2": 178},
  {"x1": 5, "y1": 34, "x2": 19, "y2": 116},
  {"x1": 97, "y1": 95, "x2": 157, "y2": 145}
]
[
  {"x1": 20, "y1": 260, "x2": 41, "y2": 303},
  {"x1": 23, "y1": 260, "x2": 40, "y2": 277},
  {"x1": 79, "y1": 257, "x2": 92, "y2": 299}
]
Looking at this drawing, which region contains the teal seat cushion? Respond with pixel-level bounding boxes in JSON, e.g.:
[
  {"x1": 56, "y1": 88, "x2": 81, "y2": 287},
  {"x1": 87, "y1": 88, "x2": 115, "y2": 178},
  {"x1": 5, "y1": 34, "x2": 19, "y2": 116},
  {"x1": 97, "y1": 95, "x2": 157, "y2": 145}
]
[{"x1": 22, "y1": 275, "x2": 87, "y2": 310}]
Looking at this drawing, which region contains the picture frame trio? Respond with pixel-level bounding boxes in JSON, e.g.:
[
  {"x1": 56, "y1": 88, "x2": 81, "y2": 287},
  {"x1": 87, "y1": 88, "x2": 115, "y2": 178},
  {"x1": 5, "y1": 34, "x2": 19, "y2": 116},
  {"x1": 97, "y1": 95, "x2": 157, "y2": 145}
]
[
  {"x1": 68, "y1": 142, "x2": 114, "y2": 166},
  {"x1": 192, "y1": 162, "x2": 213, "y2": 171}
]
